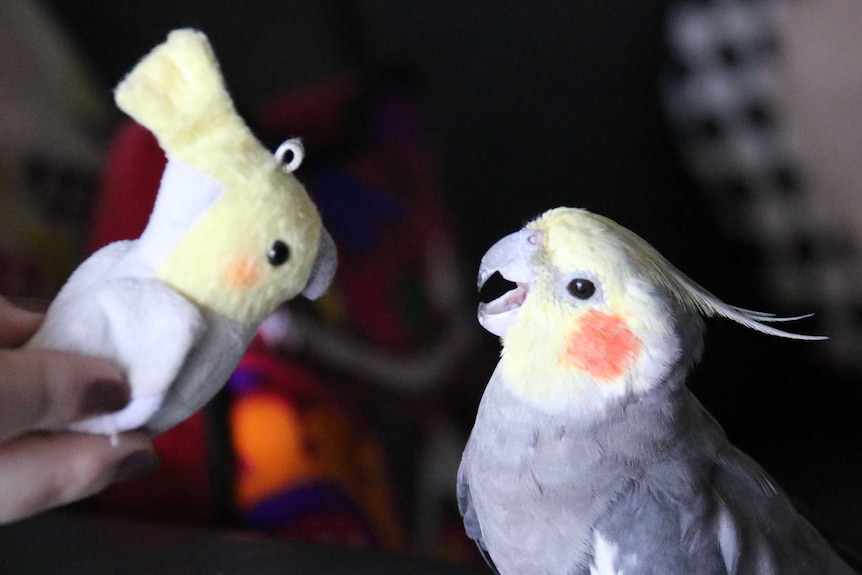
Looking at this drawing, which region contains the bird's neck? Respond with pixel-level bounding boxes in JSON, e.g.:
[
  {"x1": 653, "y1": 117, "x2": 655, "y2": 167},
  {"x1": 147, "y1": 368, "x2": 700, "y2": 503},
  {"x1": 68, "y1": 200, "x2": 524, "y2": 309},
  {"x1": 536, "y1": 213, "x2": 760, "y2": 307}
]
[
  {"x1": 495, "y1": 323, "x2": 664, "y2": 419},
  {"x1": 496, "y1": 299, "x2": 705, "y2": 419},
  {"x1": 489, "y1": 356, "x2": 710, "y2": 462},
  {"x1": 497, "y1": 339, "x2": 608, "y2": 417}
]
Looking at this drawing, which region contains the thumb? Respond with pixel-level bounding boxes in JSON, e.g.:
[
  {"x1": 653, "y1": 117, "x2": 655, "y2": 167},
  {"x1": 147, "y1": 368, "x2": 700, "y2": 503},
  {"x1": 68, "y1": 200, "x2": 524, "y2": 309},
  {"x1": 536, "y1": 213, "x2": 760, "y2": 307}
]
[{"x1": 0, "y1": 349, "x2": 129, "y2": 442}]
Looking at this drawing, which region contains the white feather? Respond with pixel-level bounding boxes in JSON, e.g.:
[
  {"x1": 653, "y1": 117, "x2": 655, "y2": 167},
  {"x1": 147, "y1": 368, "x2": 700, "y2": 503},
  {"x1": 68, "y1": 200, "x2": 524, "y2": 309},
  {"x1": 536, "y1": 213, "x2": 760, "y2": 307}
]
[{"x1": 590, "y1": 532, "x2": 624, "y2": 575}]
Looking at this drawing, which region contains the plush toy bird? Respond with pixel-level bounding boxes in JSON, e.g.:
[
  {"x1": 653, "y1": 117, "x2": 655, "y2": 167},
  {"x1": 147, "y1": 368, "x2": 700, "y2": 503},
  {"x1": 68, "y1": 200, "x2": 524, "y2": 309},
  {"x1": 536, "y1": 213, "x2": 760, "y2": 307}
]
[
  {"x1": 24, "y1": 29, "x2": 337, "y2": 437},
  {"x1": 458, "y1": 207, "x2": 855, "y2": 575}
]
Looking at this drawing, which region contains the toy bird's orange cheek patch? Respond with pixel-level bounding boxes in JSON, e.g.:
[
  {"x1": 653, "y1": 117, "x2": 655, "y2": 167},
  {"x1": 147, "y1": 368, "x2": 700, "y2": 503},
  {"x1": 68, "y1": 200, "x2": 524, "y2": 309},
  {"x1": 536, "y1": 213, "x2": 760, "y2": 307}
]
[
  {"x1": 224, "y1": 256, "x2": 261, "y2": 290},
  {"x1": 560, "y1": 310, "x2": 642, "y2": 382}
]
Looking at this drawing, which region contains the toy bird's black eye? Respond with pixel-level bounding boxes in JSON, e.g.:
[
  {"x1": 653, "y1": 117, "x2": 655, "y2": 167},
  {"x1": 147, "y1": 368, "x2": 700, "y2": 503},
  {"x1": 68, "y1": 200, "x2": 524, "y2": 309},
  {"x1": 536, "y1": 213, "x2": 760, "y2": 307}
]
[
  {"x1": 567, "y1": 278, "x2": 595, "y2": 300},
  {"x1": 267, "y1": 240, "x2": 290, "y2": 266}
]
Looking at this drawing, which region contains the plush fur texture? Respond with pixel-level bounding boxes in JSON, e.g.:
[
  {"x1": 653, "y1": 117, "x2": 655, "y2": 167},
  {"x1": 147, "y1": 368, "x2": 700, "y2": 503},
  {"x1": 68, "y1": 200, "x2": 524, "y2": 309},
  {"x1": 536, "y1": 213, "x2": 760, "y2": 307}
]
[
  {"x1": 115, "y1": 29, "x2": 326, "y2": 325},
  {"x1": 24, "y1": 29, "x2": 336, "y2": 436}
]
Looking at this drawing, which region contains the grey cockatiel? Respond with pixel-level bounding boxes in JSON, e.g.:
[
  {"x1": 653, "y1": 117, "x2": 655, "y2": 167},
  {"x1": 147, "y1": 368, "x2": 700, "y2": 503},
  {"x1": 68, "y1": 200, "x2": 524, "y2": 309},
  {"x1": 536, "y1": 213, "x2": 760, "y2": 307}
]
[{"x1": 458, "y1": 207, "x2": 855, "y2": 575}]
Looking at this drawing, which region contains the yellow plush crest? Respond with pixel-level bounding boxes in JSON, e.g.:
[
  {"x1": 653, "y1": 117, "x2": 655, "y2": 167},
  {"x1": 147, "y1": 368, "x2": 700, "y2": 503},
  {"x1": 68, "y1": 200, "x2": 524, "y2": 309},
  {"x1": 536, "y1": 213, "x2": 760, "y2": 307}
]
[{"x1": 114, "y1": 29, "x2": 324, "y2": 325}]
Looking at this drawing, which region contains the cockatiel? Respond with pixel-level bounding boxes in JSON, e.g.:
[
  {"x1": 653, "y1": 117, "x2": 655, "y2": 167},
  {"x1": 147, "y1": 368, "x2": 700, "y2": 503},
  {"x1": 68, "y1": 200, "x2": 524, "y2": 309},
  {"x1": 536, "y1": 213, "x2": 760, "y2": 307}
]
[
  {"x1": 458, "y1": 207, "x2": 856, "y2": 575},
  {"x1": 24, "y1": 29, "x2": 337, "y2": 436}
]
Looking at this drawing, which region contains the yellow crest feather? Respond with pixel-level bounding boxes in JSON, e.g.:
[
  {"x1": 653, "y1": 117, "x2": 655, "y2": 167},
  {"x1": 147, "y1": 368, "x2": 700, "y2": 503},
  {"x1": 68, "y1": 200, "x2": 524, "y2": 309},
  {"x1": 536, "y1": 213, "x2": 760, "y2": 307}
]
[{"x1": 563, "y1": 209, "x2": 825, "y2": 341}]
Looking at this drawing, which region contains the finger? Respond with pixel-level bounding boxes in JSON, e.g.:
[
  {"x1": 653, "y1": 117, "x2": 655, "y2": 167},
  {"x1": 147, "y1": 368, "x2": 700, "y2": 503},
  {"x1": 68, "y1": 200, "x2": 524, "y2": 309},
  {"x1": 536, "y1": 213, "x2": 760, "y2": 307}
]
[
  {"x1": 0, "y1": 431, "x2": 157, "y2": 524},
  {"x1": 0, "y1": 349, "x2": 129, "y2": 442},
  {"x1": 4, "y1": 296, "x2": 51, "y2": 314},
  {"x1": 0, "y1": 296, "x2": 44, "y2": 348}
]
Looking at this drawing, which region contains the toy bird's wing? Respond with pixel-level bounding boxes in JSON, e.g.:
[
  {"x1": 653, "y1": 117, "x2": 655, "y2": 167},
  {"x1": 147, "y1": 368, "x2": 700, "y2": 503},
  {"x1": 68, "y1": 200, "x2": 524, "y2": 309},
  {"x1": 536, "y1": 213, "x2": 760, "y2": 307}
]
[
  {"x1": 142, "y1": 312, "x2": 252, "y2": 435},
  {"x1": 49, "y1": 241, "x2": 134, "y2": 299},
  {"x1": 457, "y1": 449, "x2": 501, "y2": 575},
  {"x1": 28, "y1": 249, "x2": 205, "y2": 434},
  {"x1": 25, "y1": 241, "x2": 135, "y2": 353},
  {"x1": 82, "y1": 276, "x2": 204, "y2": 433}
]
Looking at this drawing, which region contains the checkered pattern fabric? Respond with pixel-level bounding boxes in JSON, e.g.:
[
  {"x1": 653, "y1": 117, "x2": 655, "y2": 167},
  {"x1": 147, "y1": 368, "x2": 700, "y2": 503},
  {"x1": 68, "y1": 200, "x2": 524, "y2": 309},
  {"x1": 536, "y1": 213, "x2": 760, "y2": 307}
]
[{"x1": 663, "y1": 0, "x2": 862, "y2": 366}]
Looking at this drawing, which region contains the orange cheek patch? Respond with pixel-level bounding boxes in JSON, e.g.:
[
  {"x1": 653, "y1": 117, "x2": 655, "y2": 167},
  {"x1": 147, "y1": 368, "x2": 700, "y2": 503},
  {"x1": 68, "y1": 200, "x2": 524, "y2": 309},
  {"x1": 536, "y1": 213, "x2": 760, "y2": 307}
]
[
  {"x1": 561, "y1": 310, "x2": 642, "y2": 382},
  {"x1": 225, "y1": 256, "x2": 261, "y2": 290}
]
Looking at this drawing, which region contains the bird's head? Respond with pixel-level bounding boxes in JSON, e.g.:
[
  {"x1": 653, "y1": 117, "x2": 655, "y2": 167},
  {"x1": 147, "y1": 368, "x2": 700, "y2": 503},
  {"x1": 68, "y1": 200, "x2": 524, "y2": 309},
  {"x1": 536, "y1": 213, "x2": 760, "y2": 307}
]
[
  {"x1": 478, "y1": 207, "x2": 822, "y2": 414},
  {"x1": 146, "y1": 136, "x2": 336, "y2": 327},
  {"x1": 115, "y1": 29, "x2": 336, "y2": 326}
]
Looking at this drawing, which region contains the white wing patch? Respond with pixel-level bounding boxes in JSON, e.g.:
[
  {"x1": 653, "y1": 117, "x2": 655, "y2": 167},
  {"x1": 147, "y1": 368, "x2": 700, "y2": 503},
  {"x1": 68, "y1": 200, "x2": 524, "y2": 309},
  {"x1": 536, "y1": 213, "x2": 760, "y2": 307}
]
[
  {"x1": 589, "y1": 531, "x2": 624, "y2": 575},
  {"x1": 717, "y1": 504, "x2": 741, "y2": 575}
]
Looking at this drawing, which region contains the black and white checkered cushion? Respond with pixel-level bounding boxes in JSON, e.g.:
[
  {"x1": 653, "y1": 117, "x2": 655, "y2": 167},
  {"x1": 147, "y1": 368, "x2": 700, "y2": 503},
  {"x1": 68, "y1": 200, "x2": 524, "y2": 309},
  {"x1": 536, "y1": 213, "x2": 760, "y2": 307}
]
[{"x1": 663, "y1": 0, "x2": 862, "y2": 364}]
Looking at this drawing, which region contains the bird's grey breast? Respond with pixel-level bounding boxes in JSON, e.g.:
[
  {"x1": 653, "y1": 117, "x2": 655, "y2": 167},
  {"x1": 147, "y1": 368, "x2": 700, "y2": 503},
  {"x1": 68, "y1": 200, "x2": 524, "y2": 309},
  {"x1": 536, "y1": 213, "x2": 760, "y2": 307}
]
[{"x1": 463, "y1": 367, "x2": 638, "y2": 575}]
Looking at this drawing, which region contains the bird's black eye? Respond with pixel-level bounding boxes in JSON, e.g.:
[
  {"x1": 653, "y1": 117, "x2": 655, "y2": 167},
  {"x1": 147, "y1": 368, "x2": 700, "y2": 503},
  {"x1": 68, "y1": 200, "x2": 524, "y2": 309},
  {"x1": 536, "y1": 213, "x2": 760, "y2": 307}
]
[
  {"x1": 267, "y1": 240, "x2": 290, "y2": 266},
  {"x1": 567, "y1": 278, "x2": 595, "y2": 300}
]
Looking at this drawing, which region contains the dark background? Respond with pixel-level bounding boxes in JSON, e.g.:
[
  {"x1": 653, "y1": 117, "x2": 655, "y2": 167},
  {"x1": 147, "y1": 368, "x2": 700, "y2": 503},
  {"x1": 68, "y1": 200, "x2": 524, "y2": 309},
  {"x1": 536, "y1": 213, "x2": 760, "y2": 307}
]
[
  {"x1": 43, "y1": 0, "x2": 862, "y2": 556},
  {"x1": 45, "y1": 0, "x2": 714, "y2": 268}
]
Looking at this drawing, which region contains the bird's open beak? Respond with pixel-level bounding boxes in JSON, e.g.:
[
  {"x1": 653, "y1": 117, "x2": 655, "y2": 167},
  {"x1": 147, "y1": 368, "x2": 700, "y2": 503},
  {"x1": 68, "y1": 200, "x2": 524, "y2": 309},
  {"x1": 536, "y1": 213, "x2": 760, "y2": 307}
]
[{"x1": 477, "y1": 229, "x2": 541, "y2": 337}]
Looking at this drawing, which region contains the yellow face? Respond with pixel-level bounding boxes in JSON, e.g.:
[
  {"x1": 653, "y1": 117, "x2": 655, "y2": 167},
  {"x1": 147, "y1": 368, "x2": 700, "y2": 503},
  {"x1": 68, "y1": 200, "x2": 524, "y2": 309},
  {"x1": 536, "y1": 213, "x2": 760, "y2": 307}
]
[
  {"x1": 489, "y1": 208, "x2": 682, "y2": 412},
  {"x1": 157, "y1": 152, "x2": 322, "y2": 326}
]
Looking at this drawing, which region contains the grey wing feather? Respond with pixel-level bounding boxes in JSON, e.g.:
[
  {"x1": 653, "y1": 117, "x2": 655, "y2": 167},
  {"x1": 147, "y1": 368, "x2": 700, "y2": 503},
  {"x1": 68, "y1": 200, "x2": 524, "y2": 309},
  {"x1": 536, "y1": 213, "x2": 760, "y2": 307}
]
[
  {"x1": 457, "y1": 458, "x2": 500, "y2": 575},
  {"x1": 712, "y1": 448, "x2": 858, "y2": 575},
  {"x1": 593, "y1": 394, "x2": 858, "y2": 575}
]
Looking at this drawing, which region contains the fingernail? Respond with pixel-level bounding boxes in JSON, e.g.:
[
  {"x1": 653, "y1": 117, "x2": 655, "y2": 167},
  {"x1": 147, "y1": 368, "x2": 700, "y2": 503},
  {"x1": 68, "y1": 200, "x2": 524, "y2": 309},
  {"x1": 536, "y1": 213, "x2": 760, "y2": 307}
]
[
  {"x1": 81, "y1": 380, "x2": 130, "y2": 416},
  {"x1": 112, "y1": 450, "x2": 159, "y2": 484},
  {"x1": 6, "y1": 296, "x2": 50, "y2": 314}
]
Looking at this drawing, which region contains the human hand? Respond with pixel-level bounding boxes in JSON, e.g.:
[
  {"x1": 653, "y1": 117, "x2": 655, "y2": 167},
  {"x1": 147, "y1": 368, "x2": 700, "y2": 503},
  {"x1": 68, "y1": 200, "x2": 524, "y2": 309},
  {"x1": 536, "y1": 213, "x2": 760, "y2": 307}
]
[{"x1": 0, "y1": 296, "x2": 157, "y2": 524}]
